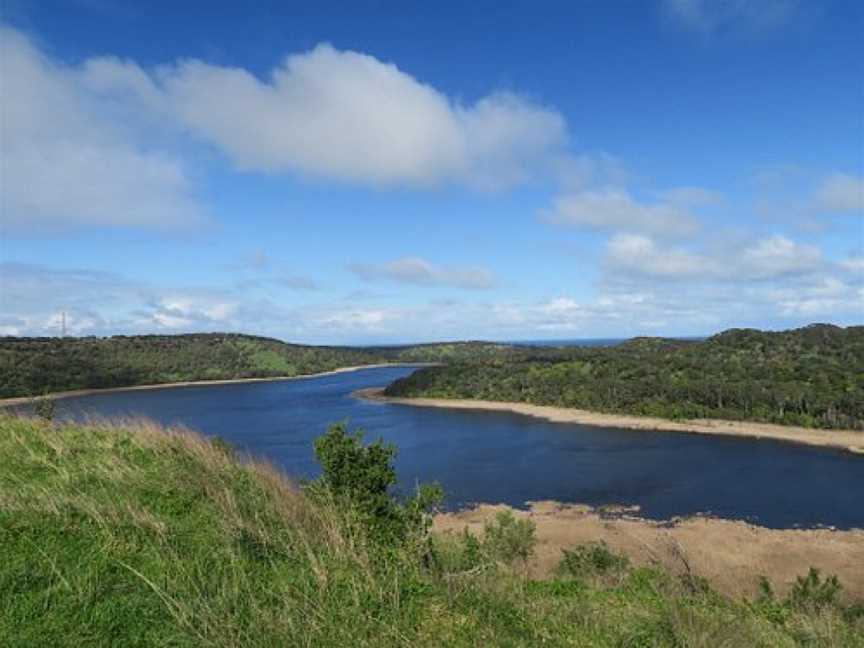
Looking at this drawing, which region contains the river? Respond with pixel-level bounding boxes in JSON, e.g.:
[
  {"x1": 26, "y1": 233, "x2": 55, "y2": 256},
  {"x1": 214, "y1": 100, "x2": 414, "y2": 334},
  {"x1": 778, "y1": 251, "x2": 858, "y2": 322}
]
[{"x1": 55, "y1": 365, "x2": 863, "y2": 529}]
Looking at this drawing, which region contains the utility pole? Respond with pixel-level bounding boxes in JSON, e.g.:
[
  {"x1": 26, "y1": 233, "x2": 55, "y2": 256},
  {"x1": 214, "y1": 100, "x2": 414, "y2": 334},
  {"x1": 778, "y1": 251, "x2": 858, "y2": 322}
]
[{"x1": 61, "y1": 311, "x2": 66, "y2": 337}]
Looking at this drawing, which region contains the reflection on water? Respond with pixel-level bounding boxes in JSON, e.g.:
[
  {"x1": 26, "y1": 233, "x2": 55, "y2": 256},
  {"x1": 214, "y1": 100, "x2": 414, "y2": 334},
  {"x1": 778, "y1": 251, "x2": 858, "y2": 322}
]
[{"x1": 57, "y1": 366, "x2": 864, "y2": 529}]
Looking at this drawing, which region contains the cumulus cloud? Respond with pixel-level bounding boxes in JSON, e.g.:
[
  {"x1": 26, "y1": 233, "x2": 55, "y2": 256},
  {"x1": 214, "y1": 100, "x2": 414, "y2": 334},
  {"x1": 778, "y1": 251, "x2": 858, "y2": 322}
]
[
  {"x1": 604, "y1": 233, "x2": 822, "y2": 281},
  {"x1": 348, "y1": 257, "x2": 495, "y2": 290},
  {"x1": 541, "y1": 189, "x2": 701, "y2": 237},
  {"x1": 813, "y1": 174, "x2": 864, "y2": 214},
  {"x1": 738, "y1": 235, "x2": 822, "y2": 278},
  {"x1": 0, "y1": 28, "x2": 205, "y2": 232},
  {"x1": 85, "y1": 43, "x2": 566, "y2": 189},
  {"x1": 662, "y1": 0, "x2": 800, "y2": 35},
  {"x1": 606, "y1": 234, "x2": 713, "y2": 278},
  {"x1": 2, "y1": 27, "x2": 568, "y2": 236},
  {"x1": 771, "y1": 277, "x2": 864, "y2": 318}
]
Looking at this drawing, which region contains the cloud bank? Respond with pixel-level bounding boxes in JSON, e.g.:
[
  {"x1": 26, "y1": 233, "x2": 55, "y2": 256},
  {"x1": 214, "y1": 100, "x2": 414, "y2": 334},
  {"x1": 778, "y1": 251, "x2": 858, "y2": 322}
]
[{"x1": 348, "y1": 257, "x2": 495, "y2": 290}]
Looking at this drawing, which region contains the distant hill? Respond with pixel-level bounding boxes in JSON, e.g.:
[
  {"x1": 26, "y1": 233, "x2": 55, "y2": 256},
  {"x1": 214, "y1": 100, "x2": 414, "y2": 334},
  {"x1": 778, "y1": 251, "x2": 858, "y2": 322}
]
[
  {"x1": 0, "y1": 333, "x2": 384, "y2": 399},
  {"x1": 385, "y1": 324, "x2": 864, "y2": 430}
]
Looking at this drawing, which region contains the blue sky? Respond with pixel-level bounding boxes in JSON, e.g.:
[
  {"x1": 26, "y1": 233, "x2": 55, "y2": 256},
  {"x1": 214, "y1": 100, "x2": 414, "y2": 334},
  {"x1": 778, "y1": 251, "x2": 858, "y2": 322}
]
[{"x1": 1, "y1": 0, "x2": 862, "y2": 343}]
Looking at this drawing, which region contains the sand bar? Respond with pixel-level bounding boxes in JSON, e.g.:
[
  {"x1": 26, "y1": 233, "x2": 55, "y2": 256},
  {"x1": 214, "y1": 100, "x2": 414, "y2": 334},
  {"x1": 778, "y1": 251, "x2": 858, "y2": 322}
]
[
  {"x1": 356, "y1": 388, "x2": 864, "y2": 455},
  {"x1": 434, "y1": 502, "x2": 864, "y2": 598},
  {"x1": 0, "y1": 363, "x2": 437, "y2": 408}
]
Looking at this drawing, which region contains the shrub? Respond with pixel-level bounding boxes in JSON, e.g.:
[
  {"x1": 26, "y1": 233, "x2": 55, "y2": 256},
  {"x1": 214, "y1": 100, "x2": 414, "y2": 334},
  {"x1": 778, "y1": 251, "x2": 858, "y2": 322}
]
[
  {"x1": 481, "y1": 510, "x2": 536, "y2": 565},
  {"x1": 787, "y1": 568, "x2": 842, "y2": 612},
  {"x1": 31, "y1": 395, "x2": 56, "y2": 421},
  {"x1": 558, "y1": 541, "x2": 629, "y2": 578},
  {"x1": 312, "y1": 421, "x2": 441, "y2": 544}
]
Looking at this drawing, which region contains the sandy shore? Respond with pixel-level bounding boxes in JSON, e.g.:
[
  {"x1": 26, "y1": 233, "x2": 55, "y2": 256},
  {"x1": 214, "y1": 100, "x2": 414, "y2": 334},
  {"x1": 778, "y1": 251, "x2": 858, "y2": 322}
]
[
  {"x1": 356, "y1": 388, "x2": 864, "y2": 455},
  {"x1": 434, "y1": 502, "x2": 864, "y2": 598},
  {"x1": 0, "y1": 363, "x2": 436, "y2": 408}
]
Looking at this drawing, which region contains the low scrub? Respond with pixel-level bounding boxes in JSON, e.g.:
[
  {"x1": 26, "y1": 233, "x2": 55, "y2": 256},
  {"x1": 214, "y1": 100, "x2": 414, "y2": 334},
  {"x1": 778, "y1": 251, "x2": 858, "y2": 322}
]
[{"x1": 1, "y1": 414, "x2": 862, "y2": 646}]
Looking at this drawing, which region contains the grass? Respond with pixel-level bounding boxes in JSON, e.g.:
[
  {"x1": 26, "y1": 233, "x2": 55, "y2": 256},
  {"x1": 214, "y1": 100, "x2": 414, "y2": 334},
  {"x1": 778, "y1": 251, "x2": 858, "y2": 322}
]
[{"x1": 2, "y1": 414, "x2": 862, "y2": 647}]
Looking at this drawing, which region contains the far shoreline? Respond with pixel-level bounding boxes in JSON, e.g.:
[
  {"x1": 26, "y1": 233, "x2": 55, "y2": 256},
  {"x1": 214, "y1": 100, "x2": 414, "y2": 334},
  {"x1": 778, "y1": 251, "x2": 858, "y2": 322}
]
[
  {"x1": 355, "y1": 387, "x2": 864, "y2": 456},
  {"x1": 0, "y1": 363, "x2": 438, "y2": 408}
]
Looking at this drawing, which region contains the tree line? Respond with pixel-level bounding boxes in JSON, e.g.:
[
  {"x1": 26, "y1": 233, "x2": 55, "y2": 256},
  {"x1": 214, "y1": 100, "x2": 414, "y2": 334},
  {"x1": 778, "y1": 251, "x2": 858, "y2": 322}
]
[
  {"x1": 0, "y1": 333, "x2": 384, "y2": 399},
  {"x1": 385, "y1": 324, "x2": 864, "y2": 431}
]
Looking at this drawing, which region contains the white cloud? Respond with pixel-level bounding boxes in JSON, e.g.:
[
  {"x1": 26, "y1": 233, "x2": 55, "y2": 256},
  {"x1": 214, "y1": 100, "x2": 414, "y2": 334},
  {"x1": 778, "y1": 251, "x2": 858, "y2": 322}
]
[
  {"x1": 606, "y1": 234, "x2": 713, "y2": 278},
  {"x1": 604, "y1": 233, "x2": 822, "y2": 281},
  {"x1": 839, "y1": 256, "x2": 864, "y2": 273},
  {"x1": 88, "y1": 43, "x2": 566, "y2": 189},
  {"x1": 772, "y1": 277, "x2": 864, "y2": 318},
  {"x1": 813, "y1": 174, "x2": 864, "y2": 214},
  {"x1": 348, "y1": 257, "x2": 495, "y2": 290},
  {"x1": 738, "y1": 234, "x2": 822, "y2": 279},
  {"x1": 541, "y1": 189, "x2": 701, "y2": 237},
  {"x1": 0, "y1": 28, "x2": 205, "y2": 232},
  {"x1": 1, "y1": 28, "x2": 568, "y2": 236},
  {"x1": 662, "y1": 0, "x2": 800, "y2": 35}
]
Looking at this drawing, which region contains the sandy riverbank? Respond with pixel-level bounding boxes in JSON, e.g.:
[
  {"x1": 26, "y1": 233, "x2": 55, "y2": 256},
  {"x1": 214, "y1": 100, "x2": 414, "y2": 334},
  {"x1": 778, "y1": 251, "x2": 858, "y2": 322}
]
[
  {"x1": 0, "y1": 363, "x2": 436, "y2": 408},
  {"x1": 434, "y1": 502, "x2": 864, "y2": 599},
  {"x1": 356, "y1": 388, "x2": 864, "y2": 455}
]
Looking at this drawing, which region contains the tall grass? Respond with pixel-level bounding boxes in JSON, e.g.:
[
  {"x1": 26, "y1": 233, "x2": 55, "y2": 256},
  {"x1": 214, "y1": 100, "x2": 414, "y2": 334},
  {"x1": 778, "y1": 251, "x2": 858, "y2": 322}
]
[{"x1": 2, "y1": 414, "x2": 862, "y2": 647}]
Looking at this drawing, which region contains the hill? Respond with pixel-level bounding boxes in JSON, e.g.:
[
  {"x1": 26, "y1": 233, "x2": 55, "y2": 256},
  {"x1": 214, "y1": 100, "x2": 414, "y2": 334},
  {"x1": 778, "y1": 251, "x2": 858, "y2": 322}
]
[
  {"x1": 0, "y1": 333, "x2": 384, "y2": 399},
  {"x1": 385, "y1": 324, "x2": 864, "y2": 430},
  {"x1": 2, "y1": 415, "x2": 861, "y2": 646}
]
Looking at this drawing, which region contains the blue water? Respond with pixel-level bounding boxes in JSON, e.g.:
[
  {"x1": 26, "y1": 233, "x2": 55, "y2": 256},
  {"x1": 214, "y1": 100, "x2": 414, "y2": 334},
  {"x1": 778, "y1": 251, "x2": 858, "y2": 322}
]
[{"x1": 55, "y1": 366, "x2": 863, "y2": 529}]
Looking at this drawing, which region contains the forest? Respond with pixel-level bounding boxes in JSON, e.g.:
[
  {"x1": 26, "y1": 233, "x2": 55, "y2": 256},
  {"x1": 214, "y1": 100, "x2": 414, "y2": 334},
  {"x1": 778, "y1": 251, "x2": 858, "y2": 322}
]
[
  {"x1": 385, "y1": 324, "x2": 864, "y2": 431},
  {"x1": 0, "y1": 333, "x2": 384, "y2": 399}
]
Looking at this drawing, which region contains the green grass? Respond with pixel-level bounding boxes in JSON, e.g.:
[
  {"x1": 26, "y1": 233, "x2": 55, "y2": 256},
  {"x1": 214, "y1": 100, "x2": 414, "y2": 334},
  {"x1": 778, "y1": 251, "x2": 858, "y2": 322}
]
[{"x1": 2, "y1": 415, "x2": 862, "y2": 647}]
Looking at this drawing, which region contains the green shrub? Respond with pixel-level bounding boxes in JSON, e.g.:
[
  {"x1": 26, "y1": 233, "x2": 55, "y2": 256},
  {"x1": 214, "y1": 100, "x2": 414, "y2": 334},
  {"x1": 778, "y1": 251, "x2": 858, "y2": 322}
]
[
  {"x1": 31, "y1": 395, "x2": 56, "y2": 421},
  {"x1": 787, "y1": 568, "x2": 842, "y2": 612},
  {"x1": 558, "y1": 541, "x2": 629, "y2": 578},
  {"x1": 312, "y1": 421, "x2": 441, "y2": 544},
  {"x1": 481, "y1": 510, "x2": 536, "y2": 565}
]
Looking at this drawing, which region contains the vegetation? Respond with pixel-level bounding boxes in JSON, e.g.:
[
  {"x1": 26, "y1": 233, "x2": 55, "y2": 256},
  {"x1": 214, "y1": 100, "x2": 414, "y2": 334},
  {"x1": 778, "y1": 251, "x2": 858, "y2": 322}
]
[
  {"x1": 3, "y1": 414, "x2": 862, "y2": 646},
  {"x1": 386, "y1": 324, "x2": 864, "y2": 430},
  {"x1": 0, "y1": 333, "x2": 385, "y2": 399},
  {"x1": 371, "y1": 341, "x2": 529, "y2": 363}
]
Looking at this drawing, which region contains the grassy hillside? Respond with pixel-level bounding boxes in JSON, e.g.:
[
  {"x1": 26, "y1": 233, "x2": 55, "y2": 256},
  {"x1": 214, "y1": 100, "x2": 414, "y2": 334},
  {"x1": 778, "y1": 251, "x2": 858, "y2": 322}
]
[
  {"x1": 2, "y1": 415, "x2": 862, "y2": 646},
  {"x1": 0, "y1": 333, "x2": 385, "y2": 399},
  {"x1": 386, "y1": 324, "x2": 864, "y2": 430}
]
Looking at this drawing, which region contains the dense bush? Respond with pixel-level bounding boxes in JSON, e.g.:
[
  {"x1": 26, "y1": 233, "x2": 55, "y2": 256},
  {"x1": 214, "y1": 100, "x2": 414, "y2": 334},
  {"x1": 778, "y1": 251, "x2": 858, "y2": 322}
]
[
  {"x1": 311, "y1": 422, "x2": 442, "y2": 544},
  {"x1": 558, "y1": 541, "x2": 630, "y2": 579}
]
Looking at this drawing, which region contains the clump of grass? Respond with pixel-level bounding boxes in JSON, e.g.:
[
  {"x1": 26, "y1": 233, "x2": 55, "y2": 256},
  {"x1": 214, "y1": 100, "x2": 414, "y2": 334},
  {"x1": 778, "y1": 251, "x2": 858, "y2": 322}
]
[{"x1": 1, "y1": 413, "x2": 862, "y2": 647}]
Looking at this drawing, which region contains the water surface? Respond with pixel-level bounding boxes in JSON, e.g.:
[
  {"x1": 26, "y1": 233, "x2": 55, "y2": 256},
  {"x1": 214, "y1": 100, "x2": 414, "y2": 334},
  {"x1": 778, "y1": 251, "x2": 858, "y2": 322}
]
[{"x1": 57, "y1": 366, "x2": 863, "y2": 529}]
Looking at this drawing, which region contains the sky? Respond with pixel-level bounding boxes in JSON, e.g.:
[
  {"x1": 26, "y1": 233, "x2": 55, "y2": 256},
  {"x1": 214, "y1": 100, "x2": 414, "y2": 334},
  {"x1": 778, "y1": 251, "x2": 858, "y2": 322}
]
[{"x1": 1, "y1": 0, "x2": 862, "y2": 344}]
